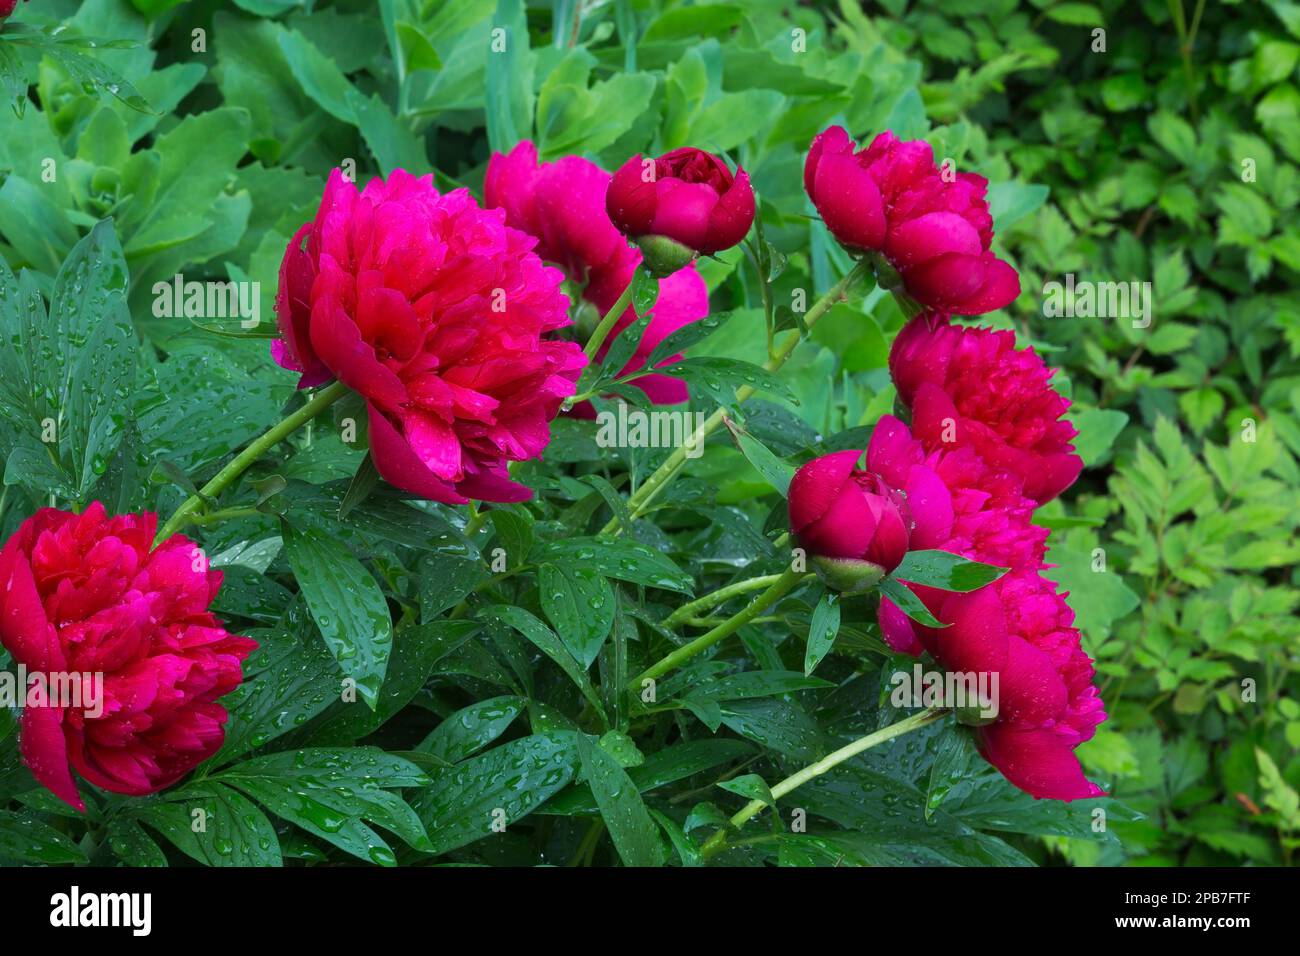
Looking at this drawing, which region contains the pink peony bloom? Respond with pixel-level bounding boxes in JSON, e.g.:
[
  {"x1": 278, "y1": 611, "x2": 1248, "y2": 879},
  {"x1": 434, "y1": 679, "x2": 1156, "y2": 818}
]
[
  {"x1": 484, "y1": 140, "x2": 709, "y2": 408},
  {"x1": 485, "y1": 144, "x2": 628, "y2": 282},
  {"x1": 0, "y1": 505, "x2": 256, "y2": 810},
  {"x1": 804, "y1": 127, "x2": 1020, "y2": 315},
  {"x1": 274, "y1": 168, "x2": 587, "y2": 504},
  {"x1": 585, "y1": 258, "x2": 707, "y2": 407},
  {"x1": 890, "y1": 312, "x2": 1083, "y2": 504},
  {"x1": 866, "y1": 411, "x2": 1106, "y2": 800}
]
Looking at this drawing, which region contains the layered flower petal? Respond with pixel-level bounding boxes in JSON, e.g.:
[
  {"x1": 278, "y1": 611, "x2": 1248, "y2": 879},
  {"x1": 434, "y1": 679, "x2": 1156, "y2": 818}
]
[{"x1": 890, "y1": 313, "x2": 1083, "y2": 505}]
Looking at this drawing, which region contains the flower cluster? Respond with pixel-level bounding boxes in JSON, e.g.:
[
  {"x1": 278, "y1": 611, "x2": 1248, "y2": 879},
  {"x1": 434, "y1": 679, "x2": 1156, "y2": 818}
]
[
  {"x1": 0, "y1": 505, "x2": 256, "y2": 810},
  {"x1": 877, "y1": 320, "x2": 1101, "y2": 801},
  {"x1": 0, "y1": 121, "x2": 1104, "y2": 819},
  {"x1": 793, "y1": 128, "x2": 1103, "y2": 801}
]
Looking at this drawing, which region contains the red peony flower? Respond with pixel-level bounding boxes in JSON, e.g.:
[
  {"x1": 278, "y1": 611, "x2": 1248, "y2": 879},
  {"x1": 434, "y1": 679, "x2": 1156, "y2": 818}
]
[
  {"x1": 607, "y1": 147, "x2": 755, "y2": 274},
  {"x1": 788, "y1": 450, "x2": 916, "y2": 589},
  {"x1": 0, "y1": 504, "x2": 256, "y2": 810},
  {"x1": 274, "y1": 168, "x2": 587, "y2": 504},
  {"x1": 804, "y1": 127, "x2": 1019, "y2": 315},
  {"x1": 913, "y1": 574, "x2": 1107, "y2": 801},
  {"x1": 889, "y1": 312, "x2": 1083, "y2": 504},
  {"x1": 485, "y1": 141, "x2": 709, "y2": 408}
]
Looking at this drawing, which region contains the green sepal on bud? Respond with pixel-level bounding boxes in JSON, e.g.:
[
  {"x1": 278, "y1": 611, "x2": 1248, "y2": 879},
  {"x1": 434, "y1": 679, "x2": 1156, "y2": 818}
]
[
  {"x1": 810, "y1": 555, "x2": 887, "y2": 595},
  {"x1": 572, "y1": 296, "x2": 602, "y2": 342},
  {"x1": 867, "y1": 250, "x2": 904, "y2": 292},
  {"x1": 634, "y1": 234, "x2": 697, "y2": 278}
]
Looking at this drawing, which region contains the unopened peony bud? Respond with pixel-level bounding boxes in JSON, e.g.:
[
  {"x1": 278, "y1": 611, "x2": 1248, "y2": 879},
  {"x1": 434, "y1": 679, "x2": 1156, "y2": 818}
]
[
  {"x1": 788, "y1": 450, "x2": 910, "y2": 588},
  {"x1": 607, "y1": 147, "x2": 755, "y2": 275}
]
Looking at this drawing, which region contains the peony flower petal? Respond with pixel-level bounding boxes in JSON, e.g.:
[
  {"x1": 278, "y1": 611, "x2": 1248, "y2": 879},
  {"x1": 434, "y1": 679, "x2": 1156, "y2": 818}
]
[
  {"x1": 648, "y1": 178, "x2": 721, "y2": 252},
  {"x1": 812, "y1": 150, "x2": 887, "y2": 252},
  {"x1": 705, "y1": 167, "x2": 757, "y2": 253},
  {"x1": 308, "y1": 298, "x2": 407, "y2": 412},
  {"x1": 0, "y1": 533, "x2": 65, "y2": 672},
  {"x1": 798, "y1": 482, "x2": 881, "y2": 560},
  {"x1": 926, "y1": 586, "x2": 1009, "y2": 677},
  {"x1": 366, "y1": 402, "x2": 469, "y2": 505},
  {"x1": 788, "y1": 449, "x2": 863, "y2": 535},
  {"x1": 878, "y1": 597, "x2": 924, "y2": 655},
  {"x1": 979, "y1": 723, "x2": 1106, "y2": 801},
  {"x1": 903, "y1": 464, "x2": 955, "y2": 549},
  {"x1": 999, "y1": 634, "x2": 1070, "y2": 727},
  {"x1": 606, "y1": 153, "x2": 658, "y2": 239},
  {"x1": 885, "y1": 211, "x2": 983, "y2": 268},
  {"x1": 901, "y1": 252, "x2": 989, "y2": 311},
  {"x1": 20, "y1": 707, "x2": 83, "y2": 811},
  {"x1": 950, "y1": 255, "x2": 1021, "y2": 315}
]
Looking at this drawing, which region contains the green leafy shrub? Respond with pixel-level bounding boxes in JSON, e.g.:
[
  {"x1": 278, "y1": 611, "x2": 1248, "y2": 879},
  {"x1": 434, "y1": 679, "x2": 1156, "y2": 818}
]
[{"x1": 0, "y1": 0, "x2": 1293, "y2": 867}]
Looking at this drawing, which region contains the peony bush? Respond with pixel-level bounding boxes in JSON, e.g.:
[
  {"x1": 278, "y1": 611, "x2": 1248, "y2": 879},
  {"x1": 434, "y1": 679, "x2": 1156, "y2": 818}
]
[{"x1": 0, "y1": 0, "x2": 1287, "y2": 871}]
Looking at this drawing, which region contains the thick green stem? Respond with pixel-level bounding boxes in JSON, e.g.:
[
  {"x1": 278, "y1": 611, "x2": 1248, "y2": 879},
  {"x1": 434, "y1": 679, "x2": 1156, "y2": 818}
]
[
  {"x1": 155, "y1": 381, "x2": 350, "y2": 545},
  {"x1": 600, "y1": 260, "x2": 869, "y2": 535},
  {"x1": 186, "y1": 505, "x2": 262, "y2": 527},
  {"x1": 630, "y1": 566, "x2": 808, "y2": 691},
  {"x1": 583, "y1": 275, "x2": 637, "y2": 361},
  {"x1": 699, "y1": 707, "x2": 948, "y2": 860},
  {"x1": 462, "y1": 501, "x2": 488, "y2": 539},
  {"x1": 661, "y1": 573, "x2": 787, "y2": 628}
]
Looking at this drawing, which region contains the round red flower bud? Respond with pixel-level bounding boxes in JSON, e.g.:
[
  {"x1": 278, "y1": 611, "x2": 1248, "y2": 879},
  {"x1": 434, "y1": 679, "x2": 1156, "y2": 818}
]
[
  {"x1": 0, "y1": 504, "x2": 257, "y2": 811},
  {"x1": 0, "y1": 1, "x2": 23, "y2": 21},
  {"x1": 803, "y1": 126, "x2": 1020, "y2": 316},
  {"x1": 606, "y1": 147, "x2": 756, "y2": 272},
  {"x1": 788, "y1": 450, "x2": 910, "y2": 588}
]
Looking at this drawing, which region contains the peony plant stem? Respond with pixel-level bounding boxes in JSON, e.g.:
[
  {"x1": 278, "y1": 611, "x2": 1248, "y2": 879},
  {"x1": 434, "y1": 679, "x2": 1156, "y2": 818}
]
[
  {"x1": 661, "y1": 572, "x2": 788, "y2": 628},
  {"x1": 583, "y1": 274, "x2": 637, "y2": 361},
  {"x1": 699, "y1": 707, "x2": 949, "y2": 860},
  {"x1": 185, "y1": 505, "x2": 263, "y2": 527},
  {"x1": 599, "y1": 259, "x2": 870, "y2": 535},
  {"x1": 629, "y1": 565, "x2": 809, "y2": 691},
  {"x1": 155, "y1": 380, "x2": 350, "y2": 546}
]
